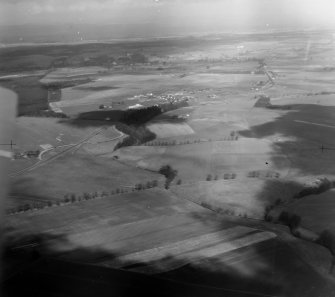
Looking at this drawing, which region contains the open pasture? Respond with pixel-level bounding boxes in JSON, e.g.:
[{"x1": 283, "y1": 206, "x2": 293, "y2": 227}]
[
  {"x1": 171, "y1": 177, "x2": 303, "y2": 219},
  {"x1": 146, "y1": 122, "x2": 195, "y2": 138},
  {"x1": 113, "y1": 137, "x2": 289, "y2": 183},
  {"x1": 15, "y1": 117, "x2": 97, "y2": 151},
  {"x1": 10, "y1": 150, "x2": 163, "y2": 204}
]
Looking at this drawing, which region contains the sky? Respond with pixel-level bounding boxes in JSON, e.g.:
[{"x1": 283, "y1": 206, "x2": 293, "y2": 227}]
[{"x1": 0, "y1": 0, "x2": 335, "y2": 30}]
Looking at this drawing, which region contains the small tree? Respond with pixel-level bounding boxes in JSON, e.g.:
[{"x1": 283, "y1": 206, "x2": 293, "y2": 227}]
[
  {"x1": 275, "y1": 198, "x2": 282, "y2": 206},
  {"x1": 317, "y1": 230, "x2": 335, "y2": 255},
  {"x1": 152, "y1": 180, "x2": 158, "y2": 187},
  {"x1": 70, "y1": 193, "x2": 76, "y2": 203},
  {"x1": 177, "y1": 179, "x2": 182, "y2": 185},
  {"x1": 278, "y1": 211, "x2": 290, "y2": 224},
  {"x1": 206, "y1": 174, "x2": 212, "y2": 181},
  {"x1": 289, "y1": 214, "x2": 301, "y2": 230}
]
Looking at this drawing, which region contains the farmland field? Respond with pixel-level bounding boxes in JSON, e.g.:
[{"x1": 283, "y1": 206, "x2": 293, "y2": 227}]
[
  {"x1": 3, "y1": 28, "x2": 335, "y2": 296},
  {"x1": 9, "y1": 151, "x2": 163, "y2": 208},
  {"x1": 5, "y1": 188, "x2": 334, "y2": 297}
]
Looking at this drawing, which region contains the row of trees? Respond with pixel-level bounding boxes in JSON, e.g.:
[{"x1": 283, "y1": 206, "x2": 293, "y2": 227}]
[
  {"x1": 144, "y1": 139, "x2": 202, "y2": 146},
  {"x1": 206, "y1": 173, "x2": 237, "y2": 181},
  {"x1": 277, "y1": 211, "x2": 302, "y2": 230},
  {"x1": 144, "y1": 136, "x2": 238, "y2": 147},
  {"x1": 134, "y1": 180, "x2": 159, "y2": 190},
  {"x1": 200, "y1": 202, "x2": 248, "y2": 218},
  {"x1": 6, "y1": 202, "x2": 53, "y2": 215},
  {"x1": 6, "y1": 179, "x2": 160, "y2": 215},
  {"x1": 248, "y1": 171, "x2": 280, "y2": 179}
]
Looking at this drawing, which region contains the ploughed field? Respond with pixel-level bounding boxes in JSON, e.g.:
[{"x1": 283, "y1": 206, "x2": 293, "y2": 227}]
[{"x1": 5, "y1": 188, "x2": 335, "y2": 297}]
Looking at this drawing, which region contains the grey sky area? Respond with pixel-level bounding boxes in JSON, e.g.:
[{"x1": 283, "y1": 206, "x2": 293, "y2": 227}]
[{"x1": 1, "y1": 0, "x2": 335, "y2": 28}]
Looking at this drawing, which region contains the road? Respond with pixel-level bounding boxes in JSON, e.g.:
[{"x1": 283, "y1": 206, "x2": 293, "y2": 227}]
[
  {"x1": 11, "y1": 125, "x2": 125, "y2": 177},
  {"x1": 10, "y1": 128, "x2": 103, "y2": 178}
]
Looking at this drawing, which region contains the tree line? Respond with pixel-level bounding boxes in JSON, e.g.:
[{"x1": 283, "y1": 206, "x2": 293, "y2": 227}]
[
  {"x1": 206, "y1": 173, "x2": 237, "y2": 181},
  {"x1": 144, "y1": 136, "x2": 239, "y2": 147},
  {"x1": 248, "y1": 171, "x2": 280, "y2": 178},
  {"x1": 6, "y1": 179, "x2": 160, "y2": 215}
]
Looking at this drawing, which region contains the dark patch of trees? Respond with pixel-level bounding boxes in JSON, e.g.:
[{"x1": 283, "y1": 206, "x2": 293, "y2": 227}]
[
  {"x1": 122, "y1": 106, "x2": 161, "y2": 125},
  {"x1": 317, "y1": 230, "x2": 335, "y2": 255},
  {"x1": 79, "y1": 106, "x2": 161, "y2": 126},
  {"x1": 278, "y1": 211, "x2": 302, "y2": 230},
  {"x1": 159, "y1": 165, "x2": 178, "y2": 189},
  {"x1": 114, "y1": 124, "x2": 156, "y2": 151},
  {"x1": 78, "y1": 100, "x2": 189, "y2": 150}
]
